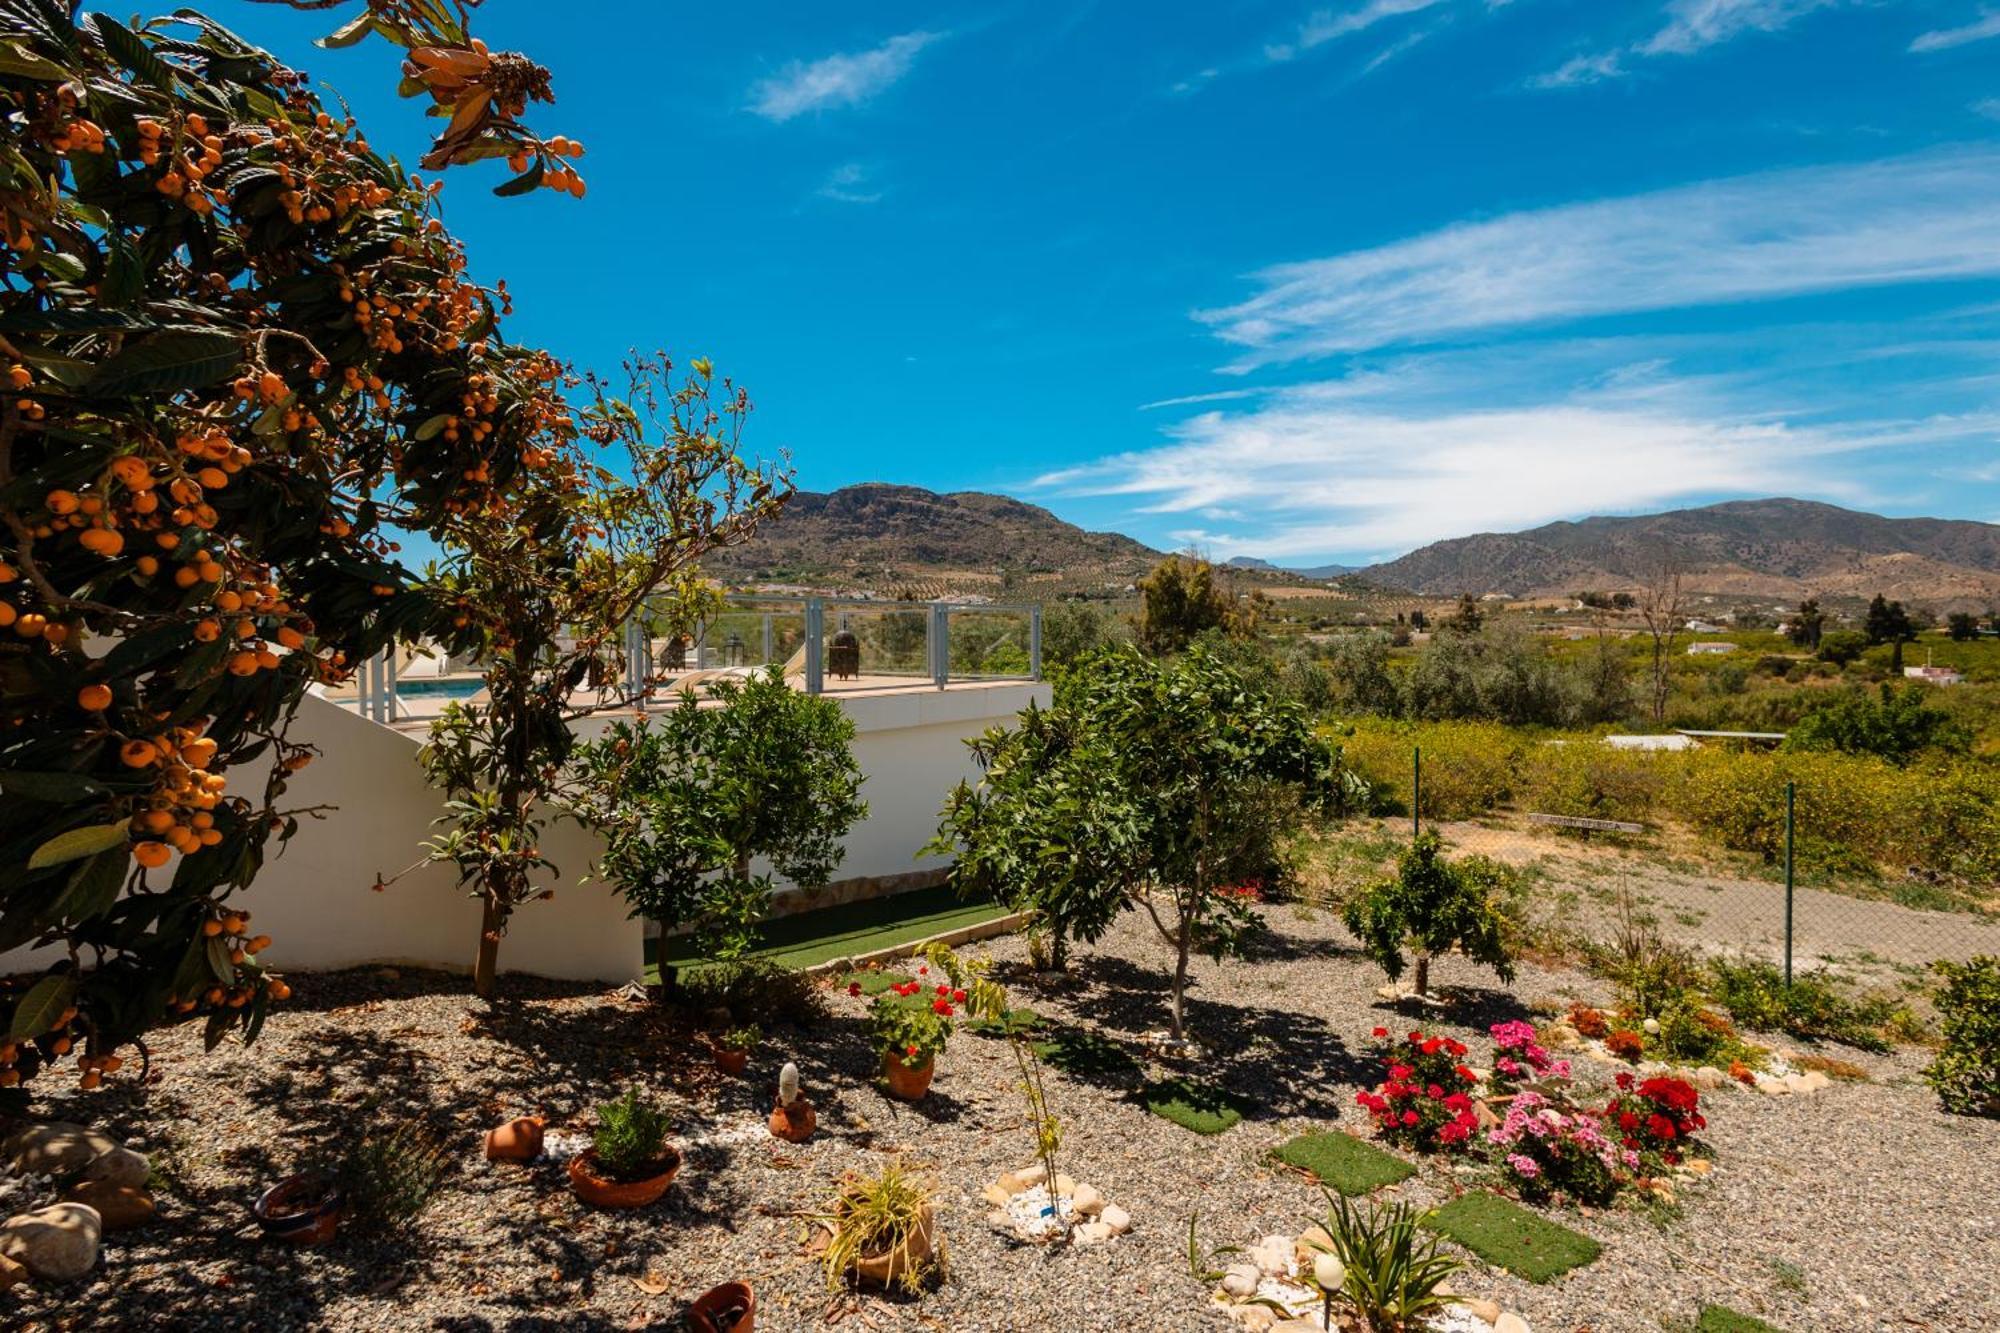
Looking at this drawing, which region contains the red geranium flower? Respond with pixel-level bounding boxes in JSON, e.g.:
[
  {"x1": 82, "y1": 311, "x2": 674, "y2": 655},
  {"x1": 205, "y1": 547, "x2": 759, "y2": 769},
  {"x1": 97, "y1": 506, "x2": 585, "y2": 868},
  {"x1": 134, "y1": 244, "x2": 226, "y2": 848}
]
[
  {"x1": 932, "y1": 999, "x2": 954, "y2": 1016},
  {"x1": 1372, "y1": 1026, "x2": 1389, "y2": 1038},
  {"x1": 952, "y1": 988, "x2": 967, "y2": 1004},
  {"x1": 847, "y1": 982, "x2": 862, "y2": 997}
]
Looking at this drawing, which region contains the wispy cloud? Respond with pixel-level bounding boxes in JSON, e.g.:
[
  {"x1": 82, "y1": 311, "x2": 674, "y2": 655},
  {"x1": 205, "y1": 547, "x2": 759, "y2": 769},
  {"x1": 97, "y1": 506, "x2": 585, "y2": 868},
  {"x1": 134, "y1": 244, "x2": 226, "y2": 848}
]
[
  {"x1": 1197, "y1": 149, "x2": 2000, "y2": 367},
  {"x1": 1266, "y1": 0, "x2": 1447, "y2": 63},
  {"x1": 817, "y1": 162, "x2": 883, "y2": 204},
  {"x1": 1976, "y1": 97, "x2": 2000, "y2": 120},
  {"x1": 1910, "y1": 12, "x2": 2000, "y2": 53},
  {"x1": 749, "y1": 32, "x2": 941, "y2": 122},
  {"x1": 1535, "y1": 0, "x2": 1839, "y2": 88}
]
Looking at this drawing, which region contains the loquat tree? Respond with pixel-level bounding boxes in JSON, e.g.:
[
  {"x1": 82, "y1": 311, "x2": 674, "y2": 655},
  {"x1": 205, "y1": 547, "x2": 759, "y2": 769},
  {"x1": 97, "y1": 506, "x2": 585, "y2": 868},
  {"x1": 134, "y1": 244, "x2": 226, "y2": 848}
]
[{"x1": 0, "y1": 0, "x2": 578, "y2": 1091}]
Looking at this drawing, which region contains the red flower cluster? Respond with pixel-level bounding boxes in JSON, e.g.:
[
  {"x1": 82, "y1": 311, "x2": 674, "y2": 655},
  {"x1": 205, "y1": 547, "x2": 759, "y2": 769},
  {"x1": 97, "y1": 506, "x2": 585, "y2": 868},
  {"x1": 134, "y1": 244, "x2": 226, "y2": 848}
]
[
  {"x1": 1357, "y1": 1029, "x2": 1481, "y2": 1152},
  {"x1": 1605, "y1": 1073, "x2": 1706, "y2": 1169},
  {"x1": 1217, "y1": 881, "x2": 1264, "y2": 901}
]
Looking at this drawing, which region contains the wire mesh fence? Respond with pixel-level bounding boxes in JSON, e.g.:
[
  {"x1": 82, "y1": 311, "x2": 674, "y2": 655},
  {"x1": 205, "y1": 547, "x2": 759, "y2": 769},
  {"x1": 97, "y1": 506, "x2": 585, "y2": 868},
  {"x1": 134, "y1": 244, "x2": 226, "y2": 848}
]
[{"x1": 1304, "y1": 746, "x2": 2000, "y2": 1014}]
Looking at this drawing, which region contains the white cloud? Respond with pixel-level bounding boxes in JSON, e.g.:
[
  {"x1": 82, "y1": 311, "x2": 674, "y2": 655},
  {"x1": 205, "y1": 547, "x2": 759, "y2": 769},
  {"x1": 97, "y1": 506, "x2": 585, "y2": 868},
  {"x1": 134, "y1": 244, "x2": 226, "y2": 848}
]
[
  {"x1": 749, "y1": 32, "x2": 940, "y2": 122},
  {"x1": 1534, "y1": 0, "x2": 1839, "y2": 89},
  {"x1": 817, "y1": 162, "x2": 883, "y2": 204},
  {"x1": 1640, "y1": 0, "x2": 1835, "y2": 56},
  {"x1": 1911, "y1": 12, "x2": 2000, "y2": 53},
  {"x1": 1197, "y1": 149, "x2": 2000, "y2": 366},
  {"x1": 1266, "y1": 0, "x2": 1447, "y2": 62},
  {"x1": 1976, "y1": 97, "x2": 2000, "y2": 120}
]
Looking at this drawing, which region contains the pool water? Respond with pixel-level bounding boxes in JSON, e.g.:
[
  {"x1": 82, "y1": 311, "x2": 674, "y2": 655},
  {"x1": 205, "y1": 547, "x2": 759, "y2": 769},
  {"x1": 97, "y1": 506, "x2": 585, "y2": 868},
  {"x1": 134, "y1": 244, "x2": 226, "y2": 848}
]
[{"x1": 394, "y1": 677, "x2": 486, "y2": 699}]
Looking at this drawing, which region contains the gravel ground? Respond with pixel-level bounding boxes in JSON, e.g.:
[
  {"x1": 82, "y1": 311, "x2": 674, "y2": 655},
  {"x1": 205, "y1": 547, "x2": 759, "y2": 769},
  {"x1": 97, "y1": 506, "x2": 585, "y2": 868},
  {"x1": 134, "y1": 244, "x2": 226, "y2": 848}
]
[{"x1": 5, "y1": 904, "x2": 1997, "y2": 1333}]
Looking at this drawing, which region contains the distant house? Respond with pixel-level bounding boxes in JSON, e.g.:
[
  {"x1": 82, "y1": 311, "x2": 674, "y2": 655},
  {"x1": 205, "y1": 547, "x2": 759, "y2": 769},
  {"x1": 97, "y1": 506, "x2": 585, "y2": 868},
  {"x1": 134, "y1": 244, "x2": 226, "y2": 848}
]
[
  {"x1": 1905, "y1": 664, "x2": 1965, "y2": 686},
  {"x1": 1686, "y1": 641, "x2": 1735, "y2": 656},
  {"x1": 1605, "y1": 733, "x2": 1697, "y2": 752},
  {"x1": 1684, "y1": 619, "x2": 1724, "y2": 633}
]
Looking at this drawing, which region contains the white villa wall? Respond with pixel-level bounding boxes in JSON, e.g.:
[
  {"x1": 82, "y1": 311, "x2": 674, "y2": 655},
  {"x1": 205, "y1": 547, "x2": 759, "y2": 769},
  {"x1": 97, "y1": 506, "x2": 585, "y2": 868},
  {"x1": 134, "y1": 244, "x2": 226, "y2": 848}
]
[{"x1": 0, "y1": 681, "x2": 1045, "y2": 987}]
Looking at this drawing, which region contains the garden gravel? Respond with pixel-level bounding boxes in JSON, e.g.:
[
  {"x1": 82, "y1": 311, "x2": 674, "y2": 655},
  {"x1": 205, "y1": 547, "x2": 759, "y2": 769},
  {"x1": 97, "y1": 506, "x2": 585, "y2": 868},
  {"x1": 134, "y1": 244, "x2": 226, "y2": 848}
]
[{"x1": 4, "y1": 904, "x2": 1996, "y2": 1331}]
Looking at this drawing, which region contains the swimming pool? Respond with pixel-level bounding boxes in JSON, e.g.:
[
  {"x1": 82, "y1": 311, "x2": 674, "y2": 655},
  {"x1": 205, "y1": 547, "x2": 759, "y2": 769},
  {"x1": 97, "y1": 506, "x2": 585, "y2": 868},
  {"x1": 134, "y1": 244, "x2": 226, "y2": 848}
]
[{"x1": 394, "y1": 677, "x2": 486, "y2": 699}]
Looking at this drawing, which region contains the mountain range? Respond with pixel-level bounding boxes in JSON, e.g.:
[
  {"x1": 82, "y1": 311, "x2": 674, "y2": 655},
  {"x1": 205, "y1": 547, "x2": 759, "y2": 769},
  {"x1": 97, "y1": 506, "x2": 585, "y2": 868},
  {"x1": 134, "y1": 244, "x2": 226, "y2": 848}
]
[{"x1": 707, "y1": 487, "x2": 2000, "y2": 609}]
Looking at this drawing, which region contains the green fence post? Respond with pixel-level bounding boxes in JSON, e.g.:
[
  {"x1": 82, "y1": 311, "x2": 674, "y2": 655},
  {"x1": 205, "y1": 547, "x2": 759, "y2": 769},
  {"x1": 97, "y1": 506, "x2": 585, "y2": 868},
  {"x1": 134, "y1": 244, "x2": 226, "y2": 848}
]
[
  {"x1": 1412, "y1": 745, "x2": 1421, "y2": 842},
  {"x1": 1784, "y1": 780, "x2": 1795, "y2": 987}
]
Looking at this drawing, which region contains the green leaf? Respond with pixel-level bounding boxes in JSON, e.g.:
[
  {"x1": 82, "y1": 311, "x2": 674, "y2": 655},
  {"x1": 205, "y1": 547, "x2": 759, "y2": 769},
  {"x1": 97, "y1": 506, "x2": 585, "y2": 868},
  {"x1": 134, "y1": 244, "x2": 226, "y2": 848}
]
[
  {"x1": 202, "y1": 1007, "x2": 233, "y2": 1052},
  {"x1": 493, "y1": 159, "x2": 544, "y2": 198},
  {"x1": 0, "y1": 306, "x2": 155, "y2": 335},
  {"x1": 87, "y1": 14, "x2": 179, "y2": 92},
  {"x1": 0, "y1": 771, "x2": 109, "y2": 802},
  {"x1": 86, "y1": 327, "x2": 242, "y2": 396},
  {"x1": 101, "y1": 229, "x2": 143, "y2": 309},
  {"x1": 8, "y1": 973, "x2": 77, "y2": 1041},
  {"x1": 27, "y1": 823, "x2": 129, "y2": 871},
  {"x1": 316, "y1": 14, "x2": 376, "y2": 48},
  {"x1": 414, "y1": 413, "x2": 452, "y2": 441},
  {"x1": 53, "y1": 850, "x2": 126, "y2": 923},
  {"x1": 0, "y1": 40, "x2": 69, "y2": 81},
  {"x1": 207, "y1": 935, "x2": 236, "y2": 985}
]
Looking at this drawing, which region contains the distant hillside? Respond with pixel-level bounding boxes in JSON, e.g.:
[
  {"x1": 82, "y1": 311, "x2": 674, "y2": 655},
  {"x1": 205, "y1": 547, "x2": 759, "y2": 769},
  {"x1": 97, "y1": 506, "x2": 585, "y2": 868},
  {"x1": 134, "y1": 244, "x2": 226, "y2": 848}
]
[
  {"x1": 702, "y1": 483, "x2": 1163, "y2": 594},
  {"x1": 1228, "y1": 555, "x2": 1358, "y2": 579},
  {"x1": 1362, "y1": 499, "x2": 2000, "y2": 607}
]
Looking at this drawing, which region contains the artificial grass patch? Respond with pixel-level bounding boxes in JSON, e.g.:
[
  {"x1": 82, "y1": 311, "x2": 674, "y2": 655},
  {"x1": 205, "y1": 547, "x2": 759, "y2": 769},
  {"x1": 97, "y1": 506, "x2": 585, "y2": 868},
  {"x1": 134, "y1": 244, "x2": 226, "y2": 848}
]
[
  {"x1": 1270, "y1": 1130, "x2": 1415, "y2": 1195},
  {"x1": 1140, "y1": 1077, "x2": 1253, "y2": 1135},
  {"x1": 650, "y1": 883, "x2": 1010, "y2": 977},
  {"x1": 835, "y1": 969, "x2": 912, "y2": 997},
  {"x1": 1424, "y1": 1192, "x2": 1601, "y2": 1284},
  {"x1": 1698, "y1": 1306, "x2": 1785, "y2": 1333},
  {"x1": 966, "y1": 1006, "x2": 1041, "y2": 1037},
  {"x1": 1030, "y1": 1026, "x2": 1141, "y2": 1081}
]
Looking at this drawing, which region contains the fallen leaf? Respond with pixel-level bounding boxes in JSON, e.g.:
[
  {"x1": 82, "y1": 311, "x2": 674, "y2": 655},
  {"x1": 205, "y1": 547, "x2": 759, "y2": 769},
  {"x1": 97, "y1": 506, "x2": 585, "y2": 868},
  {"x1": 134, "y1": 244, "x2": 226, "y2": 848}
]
[{"x1": 631, "y1": 1273, "x2": 670, "y2": 1296}]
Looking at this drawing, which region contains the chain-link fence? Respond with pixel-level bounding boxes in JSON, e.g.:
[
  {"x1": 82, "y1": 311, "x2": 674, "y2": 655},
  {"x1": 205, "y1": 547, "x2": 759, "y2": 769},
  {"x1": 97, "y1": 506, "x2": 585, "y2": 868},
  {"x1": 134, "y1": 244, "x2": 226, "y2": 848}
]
[{"x1": 1302, "y1": 746, "x2": 2000, "y2": 1016}]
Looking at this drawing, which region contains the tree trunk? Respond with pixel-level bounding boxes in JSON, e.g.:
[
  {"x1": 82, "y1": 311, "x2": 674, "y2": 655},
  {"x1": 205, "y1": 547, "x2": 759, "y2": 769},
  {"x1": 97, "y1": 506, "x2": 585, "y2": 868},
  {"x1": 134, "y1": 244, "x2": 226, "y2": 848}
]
[
  {"x1": 1891, "y1": 640, "x2": 1905, "y2": 673},
  {"x1": 1414, "y1": 952, "x2": 1430, "y2": 999},
  {"x1": 1170, "y1": 917, "x2": 1192, "y2": 1041},
  {"x1": 473, "y1": 894, "x2": 504, "y2": 998}
]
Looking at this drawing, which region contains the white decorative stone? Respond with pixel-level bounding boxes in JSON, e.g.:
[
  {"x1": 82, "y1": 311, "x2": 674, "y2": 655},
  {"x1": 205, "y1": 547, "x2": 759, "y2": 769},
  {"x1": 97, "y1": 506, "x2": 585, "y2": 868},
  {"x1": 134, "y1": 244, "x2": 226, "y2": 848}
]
[
  {"x1": 1221, "y1": 1263, "x2": 1260, "y2": 1298},
  {"x1": 1691, "y1": 1066, "x2": 1727, "y2": 1090},
  {"x1": 981, "y1": 1183, "x2": 1012, "y2": 1208},
  {"x1": 3, "y1": 1123, "x2": 121, "y2": 1179},
  {"x1": 1101, "y1": 1203, "x2": 1131, "y2": 1234},
  {"x1": 1053, "y1": 1172, "x2": 1079, "y2": 1200},
  {"x1": 0, "y1": 1202, "x2": 102, "y2": 1282},
  {"x1": 1076, "y1": 1220, "x2": 1113, "y2": 1244},
  {"x1": 1237, "y1": 1306, "x2": 1277, "y2": 1333},
  {"x1": 1453, "y1": 1297, "x2": 1503, "y2": 1324},
  {"x1": 79, "y1": 1146, "x2": 149, "y2": 1189},
  {"x1": 1798, "y1": 1070, "x2": 1831, "y2": 1093},
  {"x1": 1251, "y1": 1234, "x2": 1295, "y2": 1276},
  {"x1": 1071, "y1": 1183, "x2": 1105, "y2": 1216},
  {"x1": 1494, "y1": 1313, "x2": 1533, "y2": 1333},
  {"x1": 1642, "y1": 1018, "x2": 1661, "y2": 1035},
  {"x1": 1016, "y1": 1163, "x2": 1048, "y2": 1187}
]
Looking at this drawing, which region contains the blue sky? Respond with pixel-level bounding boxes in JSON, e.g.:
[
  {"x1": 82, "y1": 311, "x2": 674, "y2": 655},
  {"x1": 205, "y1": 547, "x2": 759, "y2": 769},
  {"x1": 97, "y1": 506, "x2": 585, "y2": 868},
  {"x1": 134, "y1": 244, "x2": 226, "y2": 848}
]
[{"x1": 222, "y1": 1, "x2": 2000, "y2": 566}]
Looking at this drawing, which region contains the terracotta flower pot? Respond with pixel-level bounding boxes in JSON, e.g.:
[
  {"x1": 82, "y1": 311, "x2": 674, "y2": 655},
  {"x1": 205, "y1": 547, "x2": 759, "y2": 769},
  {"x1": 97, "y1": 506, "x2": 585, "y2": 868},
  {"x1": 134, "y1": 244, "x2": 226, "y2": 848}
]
[
  {"x1": 715, "y1": 1047, "x2": 749, "y2": 1077},
  {"x1": 567, "y1": 1146, "x2": 681, "y2": 1209},
  {"x1": 484, "y1": 1115, "x2": 545, "y2": 1161},
  {"x1": 768, "y1": 1098, "x2": 816, "y2": 1144},
  {"x1": 688, "y1": 1280, "x2": 756, "y2": 1333},
  {"x1": 881, "y1": 1051, "x2": 935, "y2": 1101},
  {"x1": 253, "y1": 1173, "x2": 344, "y2": 1246},
  {"x1": 851, "y1": 1203, "x2": 938, "y2": 1288}
]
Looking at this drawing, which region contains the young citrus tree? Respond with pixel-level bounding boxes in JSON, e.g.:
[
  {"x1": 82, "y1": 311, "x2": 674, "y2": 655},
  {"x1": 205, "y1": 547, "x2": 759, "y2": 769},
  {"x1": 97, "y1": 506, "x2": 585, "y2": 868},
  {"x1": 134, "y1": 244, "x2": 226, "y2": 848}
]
[
  {"x1": 1342, "y1": 832, "x2": 1515, "y2": 997},
  {"x1": 412, "y1": 354, "x2": 790, "y2": 995},
  {"x1": 934, "y1": 642, "x2": 1346, "y2": 1041},
  {"x1": 567, "y1": 665, "x2": 865, "y2": 970},
  {"x1": 0, "y1": 2, "x2": 576, "y2": 1087}
]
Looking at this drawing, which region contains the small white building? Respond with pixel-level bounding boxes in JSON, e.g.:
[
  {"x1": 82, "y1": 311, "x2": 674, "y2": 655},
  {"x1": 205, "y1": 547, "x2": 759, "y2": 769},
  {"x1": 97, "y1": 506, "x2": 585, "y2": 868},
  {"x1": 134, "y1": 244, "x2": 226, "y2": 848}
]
[
  {"x1": 1905, "y1": 664, "x2": 1965, "y2": 686},
  {"x1": 1686, "y1": 641, "x2": 1735, "y2": 656},
  {"x1": 1606, "y1": 733, "x2": 1698, "y2": 751}
]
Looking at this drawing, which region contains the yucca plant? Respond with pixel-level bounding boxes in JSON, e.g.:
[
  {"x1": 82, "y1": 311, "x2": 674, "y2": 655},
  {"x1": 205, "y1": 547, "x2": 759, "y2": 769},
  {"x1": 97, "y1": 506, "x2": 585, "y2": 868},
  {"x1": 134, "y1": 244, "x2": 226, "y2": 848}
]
[
  {"x1": 819, "y1": 1164, "x2": 939, "y2": 1294},
  {"x1": 1301, "y1": 1192, "x2": 1461, "y2": 1333}
]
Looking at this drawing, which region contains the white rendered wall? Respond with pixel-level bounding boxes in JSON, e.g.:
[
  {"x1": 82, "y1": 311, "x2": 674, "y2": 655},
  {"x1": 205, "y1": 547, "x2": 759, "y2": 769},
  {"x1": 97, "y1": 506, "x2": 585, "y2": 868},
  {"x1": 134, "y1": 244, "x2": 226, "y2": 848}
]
[{"x1": 2, "y1": 682, "x2": 1045, "y2": 987}]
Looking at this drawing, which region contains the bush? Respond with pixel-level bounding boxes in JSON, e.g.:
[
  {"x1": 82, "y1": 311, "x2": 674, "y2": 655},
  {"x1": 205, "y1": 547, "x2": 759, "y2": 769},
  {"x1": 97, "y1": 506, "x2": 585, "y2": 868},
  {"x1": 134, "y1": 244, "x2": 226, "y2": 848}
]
[
  {"x1": 1515, "y1": 742, "x2": 1669, "y2": 824},
  {"x1": 1707, "y1": 958, "x2": 1895, "y2": 1053},
  {"x1": 1342, "y1": 722, "x2": 1521, "y2": 820},
  {"x1": 1343, "y1": 833, "x2": 1517, "y2": 996},
  {"x1": 338, "y1": 1117, "x2": 454, "y2": 1233},
  {"x1": 1924, "y1": 956, "x2": 2000, "y2": 1117}
]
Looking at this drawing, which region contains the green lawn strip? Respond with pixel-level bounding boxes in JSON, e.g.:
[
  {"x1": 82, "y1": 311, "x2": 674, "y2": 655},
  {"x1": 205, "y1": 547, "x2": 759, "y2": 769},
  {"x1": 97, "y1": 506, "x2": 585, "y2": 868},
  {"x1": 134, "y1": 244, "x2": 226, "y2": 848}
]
[
  {"x1": 1030, "y1": 1026, "x2": 1142, "y2": 1080},
  {"x1": 1270, "y1": 1130, "x2": 1415, "y2": 1195},
  {"x1": 1140, "y1": 1076, "x2": 1256, "y2": 1134},
  {"x1": 1698, "y1": 1307, "x2": 1785, "y2": 1333},
  {"x1": 835, "y1": 969, "x2": 913, "y2": 997},
  {"x1": 649, "y1": 884, "x2": 1010, "y2": 978},
  {"x1": 1424, "y1": 1192, "x2": 1601, "y2": 1284}
]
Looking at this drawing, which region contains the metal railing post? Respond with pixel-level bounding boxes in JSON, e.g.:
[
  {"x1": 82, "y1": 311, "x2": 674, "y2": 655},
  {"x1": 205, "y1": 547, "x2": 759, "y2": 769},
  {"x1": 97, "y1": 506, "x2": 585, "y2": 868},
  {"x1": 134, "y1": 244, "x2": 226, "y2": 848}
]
[
  {"x1": 624, "y1": 618, "x2": 645, "y2": 704},
  {"x1": 1784, "y1": 781, "x2": 1795, "y2": 987},
  {"x1": 1029, "y1": 605, "x2": 1042, "y2": 680},
  {"x1": 1412, "y1": 746, "x2": 1421, "y2": 841},
  {"x1": 931, "y1": 603, "x2": 949, "y2": 688},
  {"x1": 804, "y1": 598, "x2": 824, "y2": 695},
  {"x1": 762, "y1": 613, "x2": 773, "y2": 666}
]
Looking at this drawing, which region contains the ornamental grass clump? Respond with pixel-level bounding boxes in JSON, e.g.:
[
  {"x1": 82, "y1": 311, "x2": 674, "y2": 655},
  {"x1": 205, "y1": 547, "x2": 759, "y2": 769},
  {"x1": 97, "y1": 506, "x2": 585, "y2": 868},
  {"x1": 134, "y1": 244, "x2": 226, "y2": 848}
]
[
  {"x1": 1354, "y1": 1028, "x2": 1481, "y2": 1152},
  {"x1": 820, "y1": 1164, "x2": 939, "y2": 1294}
]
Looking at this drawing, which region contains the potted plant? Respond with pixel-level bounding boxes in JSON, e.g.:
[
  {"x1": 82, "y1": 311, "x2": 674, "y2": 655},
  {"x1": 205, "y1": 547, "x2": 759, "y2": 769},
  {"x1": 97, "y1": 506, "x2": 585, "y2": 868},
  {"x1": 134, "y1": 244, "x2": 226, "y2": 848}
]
[
  {"x1": 871, "y1": 978, "x2": 961, "y2": 1101},
  {"x1": 688, "y1": 1280, "x2": 756, "y2": 1332},
  {"x1": 568, "y1": 1086, "x2": 682, "y2": 1209},
  {"x1": 820, "y1": 1165, "x2": 940, "y2": 1293},
  {"x1": 252, "y1": 1172, "x2": 344, "y2": 1246},
  {"x1": 715, "y1": 1024, "x2": 760, "y2": 1077},
  {"x1": 769, "y1": 1061, "x2": 817, "y2": 1144}
]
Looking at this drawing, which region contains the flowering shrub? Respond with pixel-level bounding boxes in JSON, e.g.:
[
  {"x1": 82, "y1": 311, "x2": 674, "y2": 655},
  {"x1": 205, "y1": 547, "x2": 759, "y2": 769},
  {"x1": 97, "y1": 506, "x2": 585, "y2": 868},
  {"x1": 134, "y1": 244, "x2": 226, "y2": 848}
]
[
  {"x1": 1604, "y1": 1029, "x2": 1646, "y2": 1062},
  {"x1": 1604, "y1": 1074, "x2": 1706, "y2": 1170},
  {"x1": 1488, "y1": 1020, "x2": 1571, "y2": 1094},
  {"x1": 868, "y1": 960, "x2": 968, "y2": 1066},
  {"x1": 1485, "y1": 1090, "x2": 1632, "y2": 1206},
  {"x1": 1355, "y1": 1028, "x2": 1481, "y2": 1152}
]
